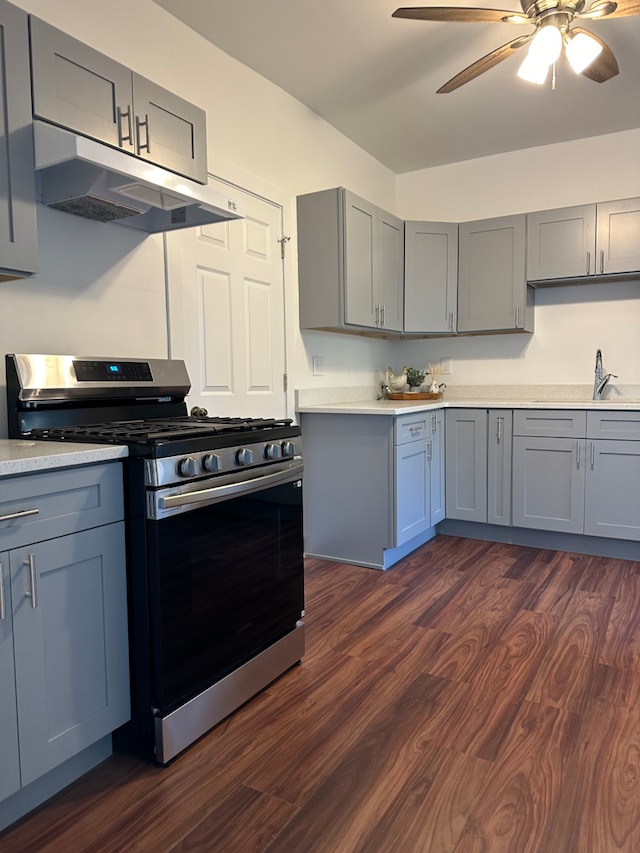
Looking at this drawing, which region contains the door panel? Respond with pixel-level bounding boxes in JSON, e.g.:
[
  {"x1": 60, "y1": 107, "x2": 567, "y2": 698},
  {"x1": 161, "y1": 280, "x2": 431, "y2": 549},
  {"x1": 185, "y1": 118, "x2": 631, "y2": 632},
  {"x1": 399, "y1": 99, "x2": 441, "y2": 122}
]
[{"x1": 167, "y1": 180, "x2": 287, "y2": 418}]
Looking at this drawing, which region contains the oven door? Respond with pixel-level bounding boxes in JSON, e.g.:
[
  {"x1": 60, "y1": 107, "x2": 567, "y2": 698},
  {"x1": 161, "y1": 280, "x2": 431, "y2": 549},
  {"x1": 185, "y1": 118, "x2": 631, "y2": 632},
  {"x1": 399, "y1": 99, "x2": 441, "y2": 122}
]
[{"x1": 145, "y1": 460, "x2": 304, "y2": 714}]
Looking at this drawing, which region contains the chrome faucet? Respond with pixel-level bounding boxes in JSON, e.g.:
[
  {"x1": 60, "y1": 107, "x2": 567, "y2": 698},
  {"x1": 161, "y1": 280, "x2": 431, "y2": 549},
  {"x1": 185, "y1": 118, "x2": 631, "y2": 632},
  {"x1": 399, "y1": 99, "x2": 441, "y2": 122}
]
[{"x1": 593, "y1": 348, "x2": 618, "y2": 400}]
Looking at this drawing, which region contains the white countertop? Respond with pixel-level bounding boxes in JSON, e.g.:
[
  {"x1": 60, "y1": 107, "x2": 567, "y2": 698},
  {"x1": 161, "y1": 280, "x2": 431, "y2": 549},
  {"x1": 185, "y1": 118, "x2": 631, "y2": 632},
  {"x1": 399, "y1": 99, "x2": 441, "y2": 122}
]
[
  {"x1": 295, "y1": 384, "x2": 640, "y2": 416},
  {"x1": 0, "y1": 440, "x2": 129, "y2": 478}
]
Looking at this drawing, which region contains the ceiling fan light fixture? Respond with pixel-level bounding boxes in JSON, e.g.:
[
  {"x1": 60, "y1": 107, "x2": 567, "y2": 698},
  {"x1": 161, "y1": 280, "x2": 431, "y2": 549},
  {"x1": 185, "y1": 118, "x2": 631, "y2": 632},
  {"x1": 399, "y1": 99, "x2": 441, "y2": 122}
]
[
  {"x1": 528, "y1": 24, "x2": 563, "y2": 65},
  {"x1": 517, "y1": 52, "x2": 550, "y2": 85},
  {"x1": 565, "y1": 31, "x2": 604, "y2": 73}
]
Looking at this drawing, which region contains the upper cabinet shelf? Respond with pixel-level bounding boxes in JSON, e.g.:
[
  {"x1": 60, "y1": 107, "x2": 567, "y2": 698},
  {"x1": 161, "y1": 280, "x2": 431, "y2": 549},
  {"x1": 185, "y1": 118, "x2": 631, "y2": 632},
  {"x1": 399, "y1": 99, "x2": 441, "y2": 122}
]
[
  {"x1": 29, "y1": 17, "x2": 208, "y2": 185},
  {"x1": 527, "y1": 198, "x2": 640, "y2": 285}
]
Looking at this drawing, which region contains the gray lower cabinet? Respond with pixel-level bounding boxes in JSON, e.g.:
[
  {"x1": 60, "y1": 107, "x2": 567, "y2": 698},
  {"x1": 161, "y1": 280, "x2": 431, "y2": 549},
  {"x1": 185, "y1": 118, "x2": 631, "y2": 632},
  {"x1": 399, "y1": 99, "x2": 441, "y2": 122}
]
[
  {"x1": 0, "y1": 551, "x2": 21, "y2": 802},
  {"x1": 0, "y1": 0, "x2": 38, "y2": 281},
  {"x1": 527, "y1": 198, "x2": 640, "y2": 283},
  {"x1": 299, "y1": 410, "x2": 440, "y2": 569},
  {"x1": 457, "y1": 214, "x2": 533, "y2": 334},
  {"x1": 297, "y1": 188, "x2": 404, "y2": 335},
  {"x1": 29, "y1": 17, "x2": 207, "y2": 184},
  {"x1": 445, "y1": 408, "x2": 512, "y2": 526},
  {"x1": 0, "y1": 463, "x2": 130, "y2": 803},
  {"x1": 404, "y1": 221, "x2": 458, "y2": 334}
]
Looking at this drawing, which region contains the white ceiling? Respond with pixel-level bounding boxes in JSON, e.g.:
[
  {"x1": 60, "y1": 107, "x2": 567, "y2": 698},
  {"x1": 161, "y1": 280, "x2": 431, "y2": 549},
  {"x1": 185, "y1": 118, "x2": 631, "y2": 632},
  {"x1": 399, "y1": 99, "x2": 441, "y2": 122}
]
[{"x1": 153, "y1": 0, "x2": 640, "y2": 174}]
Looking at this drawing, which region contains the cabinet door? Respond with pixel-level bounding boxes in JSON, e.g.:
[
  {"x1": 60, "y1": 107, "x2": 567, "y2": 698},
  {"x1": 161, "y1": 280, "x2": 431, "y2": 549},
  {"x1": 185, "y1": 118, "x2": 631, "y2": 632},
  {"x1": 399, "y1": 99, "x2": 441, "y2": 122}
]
[
  {"x1": 132, "y1": 74, "x2": 207, "y2": 184},
  {"x1": 404, "y1": 222, "x2": 457, "y2": 334},
  {"x1": 0, "y1": 0, "x2": 38, "y2": 280},
  {"x1": 512, "y1": 436, "x2": 585, "y2": 533},
  {"x1": 597, "y1": 198, "x2": 640, "y2": 275},
  {"x1": 0, "y1": 551, "x2": 21, "y2": 801},
  {"x1": 488, "y1": 411, "x2": 512, "y2": 527},
  {"x1": 395, "y1": 440, "x2": 431, "y2": 547},
  {"x1": 527, "y1": 205, "x2": 596, "y2": 280},
  {"x1": 458, "y1": 214, "x2": 529, "y2": 333},
  {"x1": 377, "y1": 209, "x2": 404, "y2": 332},
  {"x1": 30, "y1": 18, "x2": 134, "y2": 152},
  {"x1": 445, "y1": 409, "x2": 487, "y2": 522},
  {"x1": 343, "y1": 191, "x2": 377, "y2": 329},
  {"x1": 584, "y1": 440, "x2": 640, "y2": 541},
  {"x1": 430, "y1": 409, "x2": 446, "y2": 525},
  {"x1": 11, "y1": 524, "x2": 129, "y2": 787}
]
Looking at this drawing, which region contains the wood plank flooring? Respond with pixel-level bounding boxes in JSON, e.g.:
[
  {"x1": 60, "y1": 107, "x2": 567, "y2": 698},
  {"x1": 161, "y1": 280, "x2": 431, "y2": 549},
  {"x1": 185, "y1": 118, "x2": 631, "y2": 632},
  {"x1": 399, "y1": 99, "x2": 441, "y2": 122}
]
[{"x1": 2, "y1": 535, "x2": 640, "y2": 851}]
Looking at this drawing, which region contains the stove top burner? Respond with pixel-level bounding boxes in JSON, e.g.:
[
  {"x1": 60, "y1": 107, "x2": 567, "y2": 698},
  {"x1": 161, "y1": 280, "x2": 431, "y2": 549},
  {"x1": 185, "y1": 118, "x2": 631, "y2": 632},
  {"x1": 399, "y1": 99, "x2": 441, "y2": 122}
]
[{"x1": 30, "y1": 416, "x2": 294, "y2": 445}]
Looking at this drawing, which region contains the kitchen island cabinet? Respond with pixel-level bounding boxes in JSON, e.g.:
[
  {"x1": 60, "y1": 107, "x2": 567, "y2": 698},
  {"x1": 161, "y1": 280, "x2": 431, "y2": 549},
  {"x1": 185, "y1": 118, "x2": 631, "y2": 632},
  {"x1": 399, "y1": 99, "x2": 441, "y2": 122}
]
[
  {"x1": 30, "y1": 17, "x2": 208, "y2": 184},
  {"x1": 299, "y1": 410, "x2": 441, "y2": 569},
  {"x1": 0, "y1": 0, "x2": 38, "y2": 282},
  {"x1": 527, "y1": 198, "x2": 640, "y2": 283},
  {"x1": 0, "y1": 460, "x2": 130, "y2": 829},
  {"x1": 457, "y1": 214, "x2": 533, "y2": 334},
  {"x1": 297, "y1": 187, "x2": 404, "y2": 335}
]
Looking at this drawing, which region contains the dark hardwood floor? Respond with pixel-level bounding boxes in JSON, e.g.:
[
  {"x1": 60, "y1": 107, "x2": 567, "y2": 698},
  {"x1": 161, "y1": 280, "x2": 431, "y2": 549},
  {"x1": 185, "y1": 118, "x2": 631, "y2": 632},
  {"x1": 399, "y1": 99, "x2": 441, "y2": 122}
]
[{"x1": 2, "y1": 535, "x2": 640, "y2": 852}]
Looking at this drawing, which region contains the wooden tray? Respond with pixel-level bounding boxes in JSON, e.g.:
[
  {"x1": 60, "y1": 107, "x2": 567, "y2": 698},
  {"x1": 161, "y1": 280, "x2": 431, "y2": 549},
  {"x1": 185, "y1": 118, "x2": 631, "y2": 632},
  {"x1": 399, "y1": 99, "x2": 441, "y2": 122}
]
[{"x1": 386, "y1": 391, "x2": 443, "y2": 401}]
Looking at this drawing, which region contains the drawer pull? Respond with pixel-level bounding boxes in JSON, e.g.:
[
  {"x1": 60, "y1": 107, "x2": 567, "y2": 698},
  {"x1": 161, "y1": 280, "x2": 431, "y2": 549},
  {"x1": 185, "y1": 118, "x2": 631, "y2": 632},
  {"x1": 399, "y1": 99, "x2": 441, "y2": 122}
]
[
  {"x1": 25, "y1": 553, "x2": 38, "y2": 609},
  {"x1": 0, "y1": 508, "x2": 40, "y2": 523},
  {"x1": 576, "y1": 441, "x2": 581, "y2": 468},
  {"x1": 0, "y1": 561, "x2": 5, "y2": 620}
]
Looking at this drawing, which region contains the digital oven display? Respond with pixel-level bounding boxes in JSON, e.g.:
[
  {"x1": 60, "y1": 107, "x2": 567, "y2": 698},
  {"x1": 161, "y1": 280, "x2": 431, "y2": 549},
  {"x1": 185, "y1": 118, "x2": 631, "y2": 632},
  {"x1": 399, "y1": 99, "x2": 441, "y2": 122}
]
[{"x1": 73, "y1": 360, "x2": 153, "y2": 382}]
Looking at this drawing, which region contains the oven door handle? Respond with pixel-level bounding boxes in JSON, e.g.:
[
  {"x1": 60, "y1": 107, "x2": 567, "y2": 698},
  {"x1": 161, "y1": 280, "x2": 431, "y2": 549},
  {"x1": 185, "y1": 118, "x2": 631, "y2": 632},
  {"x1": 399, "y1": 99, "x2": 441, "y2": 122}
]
[{"x1": 157, "y1": 461, "x2": 303, "y2": 512}]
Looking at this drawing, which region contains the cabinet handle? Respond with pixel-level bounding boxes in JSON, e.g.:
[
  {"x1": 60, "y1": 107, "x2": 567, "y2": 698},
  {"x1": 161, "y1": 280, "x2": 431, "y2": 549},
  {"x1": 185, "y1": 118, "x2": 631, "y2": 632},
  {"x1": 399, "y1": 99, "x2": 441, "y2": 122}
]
[
  {"x1": 515, "y1": 306, "x2": 520, "y2": 328},
  {"x1": 0, "y1": 561, "x2": 5, "y2": 621},
  {"x1": 135, "y1": 113, "x2": 151, "y2": 154},
  {"x1": 576, "y1": 441, "x2": 581, "y2": 468},
  {"x1": 427, "y1": 440, "x2": 433, "y2": 461},
  {"x1": 117, "y1": 105, "x2": 133, "y2": 146},
  {"x1": 0, "y1": 508, "x2": 39, "y2": 523},
  {"x1": 590, "y1": 442, "x2": 595, "y2": 468},
  {"x1": 449, "y1": 311, "x2": 455, "y2": 332},
  {"x1": 375, "y1": 304, "x2": 380, "y2": 327},
  {"x1": 586, "y1": 251, "x2": 591, "y2": 275},
  {"x1": 600, "y1": 249, "x2": 604, "y2": 275},
  {"x1": 25, "y1": 553, "x2": 37, "y2": 609},
  {"x1": 380, "y1": 304, "x2": 386, "y2": 328},
  {"x1": 432, "y1": 413, "x2": 437, "y2": 433},
  {"x1": 497, "y1": 417, "x2": 503, "y2": 443}
]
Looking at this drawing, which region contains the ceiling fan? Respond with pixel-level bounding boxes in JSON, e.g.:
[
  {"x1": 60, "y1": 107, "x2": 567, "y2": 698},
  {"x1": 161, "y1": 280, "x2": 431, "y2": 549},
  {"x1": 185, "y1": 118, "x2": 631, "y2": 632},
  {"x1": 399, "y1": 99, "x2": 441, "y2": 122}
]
[{"x1": 392, "y1": 0, "x2": 640, "y2": 92}]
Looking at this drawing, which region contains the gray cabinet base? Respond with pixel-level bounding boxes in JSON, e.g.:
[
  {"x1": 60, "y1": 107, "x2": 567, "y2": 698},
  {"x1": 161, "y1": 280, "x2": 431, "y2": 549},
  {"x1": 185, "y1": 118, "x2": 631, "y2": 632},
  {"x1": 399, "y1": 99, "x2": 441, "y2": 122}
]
[
  {"x1": 439, "y1": 520, "x2": 640, "y2": 563},
  {"x1": 0, "y1": 737, "x2": 112, "y2": 832},
  {"x1": 305, "y1": 525, "x2": 438, "y2": 572}
]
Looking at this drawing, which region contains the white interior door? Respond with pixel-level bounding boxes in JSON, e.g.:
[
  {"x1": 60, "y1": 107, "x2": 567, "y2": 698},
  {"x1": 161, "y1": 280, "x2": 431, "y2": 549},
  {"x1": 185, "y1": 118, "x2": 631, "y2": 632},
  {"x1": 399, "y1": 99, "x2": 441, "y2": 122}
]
[{"x1": 166, "y1": 180, "x2": 287, "y2": 419}]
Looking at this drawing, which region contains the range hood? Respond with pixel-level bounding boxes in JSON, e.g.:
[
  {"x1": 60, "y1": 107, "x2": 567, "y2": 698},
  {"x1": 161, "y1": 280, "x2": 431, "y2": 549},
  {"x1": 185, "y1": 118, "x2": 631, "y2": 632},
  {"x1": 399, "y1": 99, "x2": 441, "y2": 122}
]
[{"x1": 33, "y1": 120, "x2": 243, "y2": 233}]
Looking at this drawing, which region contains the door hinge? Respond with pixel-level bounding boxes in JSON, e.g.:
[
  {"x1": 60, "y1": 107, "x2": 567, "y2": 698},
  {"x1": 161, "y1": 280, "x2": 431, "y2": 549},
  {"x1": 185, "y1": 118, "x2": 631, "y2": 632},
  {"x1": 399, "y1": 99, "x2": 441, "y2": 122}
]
[
  {"x1": 283, "y1": 373, "x2": 288, "y2": 392},
  {"x1": 278, "y1": 235, "x2": 291, "y2": 259}
]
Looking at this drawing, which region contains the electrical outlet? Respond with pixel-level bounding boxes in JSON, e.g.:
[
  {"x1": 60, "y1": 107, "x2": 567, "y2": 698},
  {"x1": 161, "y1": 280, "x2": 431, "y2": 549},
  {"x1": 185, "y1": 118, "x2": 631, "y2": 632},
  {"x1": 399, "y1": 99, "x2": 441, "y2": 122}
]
[
  {"x1": 440, "y1": 357, "x2": 452, "y2": 375},
  {"x1": 312, "y1": 356, "x2": 324, "y2": 376}
]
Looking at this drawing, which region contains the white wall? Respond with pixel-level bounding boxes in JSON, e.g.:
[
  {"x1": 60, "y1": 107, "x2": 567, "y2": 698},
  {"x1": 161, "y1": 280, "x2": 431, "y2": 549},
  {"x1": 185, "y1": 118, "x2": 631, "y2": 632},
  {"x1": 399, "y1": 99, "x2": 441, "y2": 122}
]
[
  {"x1": 2, "y1": 0, "x2": 639, "y2": 436},
  {"x1": 394, "y1": 131, "x2": 640, "y2": 388}
]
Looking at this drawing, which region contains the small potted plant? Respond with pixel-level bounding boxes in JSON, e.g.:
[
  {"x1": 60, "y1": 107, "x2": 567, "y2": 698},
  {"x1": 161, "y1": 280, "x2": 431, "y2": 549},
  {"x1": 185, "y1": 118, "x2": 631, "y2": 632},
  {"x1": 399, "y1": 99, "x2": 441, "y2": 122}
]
[{"x1": 405, "y1": 366, "x2": 426, "y2": 391}]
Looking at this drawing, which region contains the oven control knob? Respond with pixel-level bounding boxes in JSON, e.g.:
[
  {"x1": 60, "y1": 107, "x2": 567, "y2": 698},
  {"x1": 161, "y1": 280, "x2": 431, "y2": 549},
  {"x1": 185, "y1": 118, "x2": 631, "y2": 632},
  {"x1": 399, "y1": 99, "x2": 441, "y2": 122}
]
[
  {"x1": 177, "y1": 456, "x2": 198, "y2": 477},
  {"x1": 203, "y1": 453, "x2": 220, "y2": 473},
  {"x1": 236, "y1": 448, "x2": 254, "y2": 466},
  {"x1": 264, "y1": 443, "x2": 281, "y2": 461},
  {"x1": 281, "y1": 440, "x2": 296, "y2": 458}
]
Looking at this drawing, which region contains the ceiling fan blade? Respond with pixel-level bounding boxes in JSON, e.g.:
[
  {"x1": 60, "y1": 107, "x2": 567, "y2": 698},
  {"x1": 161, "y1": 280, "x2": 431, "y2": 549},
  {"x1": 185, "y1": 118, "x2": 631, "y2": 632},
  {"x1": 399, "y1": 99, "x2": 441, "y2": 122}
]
[
  {"x1": 437, "y1": 33, "x2": 533, "y2": 93},
  {"x1": 595, "y1": 0, "x2": 640, "y2": 15},
  {"x1": 392, "y1": 6, "x2": 526, "y2": 23},
  {"x1": 576, "y1": 0, "x2": 618, "y2": 17},
  {"x1": 571, "y1": 27, "x2": 620, "y2": 81}
]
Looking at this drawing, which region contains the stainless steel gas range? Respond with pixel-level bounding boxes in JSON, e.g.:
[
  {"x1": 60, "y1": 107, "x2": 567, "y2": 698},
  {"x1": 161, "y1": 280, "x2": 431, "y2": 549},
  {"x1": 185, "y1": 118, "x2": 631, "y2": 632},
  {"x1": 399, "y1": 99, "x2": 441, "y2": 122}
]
[{"x1": 6, "y1": 353, "x2": 305, "y2": 764}]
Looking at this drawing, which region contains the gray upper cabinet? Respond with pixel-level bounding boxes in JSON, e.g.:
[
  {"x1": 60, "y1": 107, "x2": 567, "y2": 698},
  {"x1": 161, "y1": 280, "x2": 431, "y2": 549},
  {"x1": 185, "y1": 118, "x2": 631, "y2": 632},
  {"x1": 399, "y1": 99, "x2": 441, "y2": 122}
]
[
  {"x1": 297, "y1": 187, "x2": 404, "y2": 335},
  {"x1": 457, "y1": 214, "x2": 533, "y2": 333},
  {"x1": 29, "y1": 17, "x2": 207, "y2": 184},
  {"x1": 404, "y1": 221, "x2": 458, "y2": 334},
  {"x1": 527, "y1": 198, "x2": 640, "y2": 283},
  {"x1": 0, "y1": 0, "x2": 38, "y2": 282}
]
